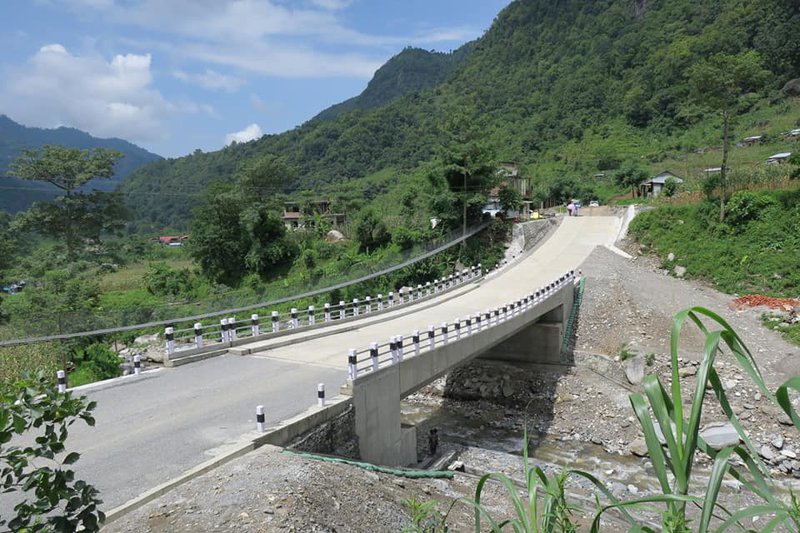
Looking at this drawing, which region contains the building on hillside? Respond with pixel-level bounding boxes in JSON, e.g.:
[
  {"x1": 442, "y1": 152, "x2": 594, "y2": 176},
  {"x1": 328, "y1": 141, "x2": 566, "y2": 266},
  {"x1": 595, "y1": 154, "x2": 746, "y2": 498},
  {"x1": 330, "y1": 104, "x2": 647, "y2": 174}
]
[
  {"x1": 282, "y1": 200, "x2": 345, "y2": 230},
  {"x1": 496, "y1": 161, "x2": 529, "y2": 198},
  {"x1": 766, "y1": 152, "x2": 792, "y2": 165},
  {"x1": 786, "y1": 129, "x2": 800, "y2": 140},
  {"x1": 157, "y1": 235, "x2": 189, "y2": 246},
  {"x1": 738, "y1": 135, "x2": 763, "y2": 147},
  {"x1": 640, "y1": 171, "x2": 684, "y2": 197},
  {"x1": 703, "y1": 167, "x2": 722, "y2": 174}
]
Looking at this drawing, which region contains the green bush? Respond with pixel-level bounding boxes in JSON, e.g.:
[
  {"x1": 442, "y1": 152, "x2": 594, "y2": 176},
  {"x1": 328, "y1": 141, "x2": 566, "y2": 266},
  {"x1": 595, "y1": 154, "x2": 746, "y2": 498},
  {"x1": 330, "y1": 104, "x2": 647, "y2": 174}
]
[
  {"x1": 142, "y1": 262, "x2": 195, "y2": 298},
  {"x1": 725, "y1": 191, "x2": 778, "y2": 229},
  {"x1": 74, "y1": 343, "x2": 122, "y2": 385}
]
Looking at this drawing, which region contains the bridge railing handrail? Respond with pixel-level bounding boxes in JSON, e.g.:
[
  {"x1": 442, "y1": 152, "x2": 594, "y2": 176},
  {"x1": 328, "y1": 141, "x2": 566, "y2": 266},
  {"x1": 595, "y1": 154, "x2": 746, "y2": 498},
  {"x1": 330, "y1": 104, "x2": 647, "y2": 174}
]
[{"x1": 347, "y1": 270, "x2": 580, "y2": 379}]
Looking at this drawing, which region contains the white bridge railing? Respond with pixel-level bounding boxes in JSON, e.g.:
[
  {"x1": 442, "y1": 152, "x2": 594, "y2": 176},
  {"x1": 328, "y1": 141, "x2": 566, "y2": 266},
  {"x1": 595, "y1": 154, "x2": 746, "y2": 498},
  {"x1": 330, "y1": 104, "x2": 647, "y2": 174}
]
[{"x1": 346, "y1": 270, "x2": 579, "y2": 380}]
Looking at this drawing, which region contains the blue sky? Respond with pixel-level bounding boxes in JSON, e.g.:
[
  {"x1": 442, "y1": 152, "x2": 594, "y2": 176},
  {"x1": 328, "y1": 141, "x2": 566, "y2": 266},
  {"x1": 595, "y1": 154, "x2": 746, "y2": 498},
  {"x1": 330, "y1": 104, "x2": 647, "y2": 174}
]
[{"x1": 0, "y1": 0, "x2": 511, "y2": 157}]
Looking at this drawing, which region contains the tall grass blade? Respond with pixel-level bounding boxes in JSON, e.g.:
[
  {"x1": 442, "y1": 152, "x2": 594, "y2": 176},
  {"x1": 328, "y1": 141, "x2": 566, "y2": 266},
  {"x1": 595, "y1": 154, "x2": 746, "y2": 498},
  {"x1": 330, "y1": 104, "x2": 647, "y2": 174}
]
[{"x1": 698, "y1": 446, "x2": 734, "y2": 532}]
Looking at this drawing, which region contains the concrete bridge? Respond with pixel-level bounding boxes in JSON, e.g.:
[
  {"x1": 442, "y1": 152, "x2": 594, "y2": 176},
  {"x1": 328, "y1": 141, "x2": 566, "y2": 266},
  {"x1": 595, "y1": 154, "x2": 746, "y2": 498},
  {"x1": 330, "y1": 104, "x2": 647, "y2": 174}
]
[{"x1": 15, "y1": 216, "x2": 624, "y2": 518}]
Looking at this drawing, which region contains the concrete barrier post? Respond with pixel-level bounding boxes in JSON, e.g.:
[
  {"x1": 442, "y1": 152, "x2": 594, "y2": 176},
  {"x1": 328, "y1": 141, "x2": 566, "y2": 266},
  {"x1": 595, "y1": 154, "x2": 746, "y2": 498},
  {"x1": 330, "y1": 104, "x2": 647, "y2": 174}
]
[
  {"x1": 348, "y1": 348, "x2": 357, "y2": 380},
  {"x1": 57, "y1": 369, "x2": 66, "y2": 393},
  {"x1": 502, "y1": 305, "x2": 508, "y2": 322},
  {"x1": 390, "y1": 337, "x2": 398, "y2": 364},
  {"x1": 291, "y1": 308, "x2": 299, "y2": 329},
  {"x1": 397, "y1": 335, "x2": 404, "y2": 362},
  {"x1": 493, "y1": 308, "x2": 500, "y2": 326},
  {"x1": 165, "y1": 326, "x2": 175, "y2": 354},
  {"x1": 377, "y1": 294, "x2": 383, "y2": 311},
  {"x1": 425, "y1": 282, "x2": 431, "y2": 296},
  {"x1": 476, "y1": 313, "x2": 482, "y2": 332},
  {"x1": 478, "y1": 263, "x2": 482, "y2": 276},
  {"x1": 194, "y1": 322, "x2": 203, "y2": 348},
  {"x1": 324, "y1": 304, "x2": 331, "y2": 323},
  {"x1": 272, "y1": 311, "x2": 280, "y2": 332},
  {"x1": 251, "y1": 314, "x2": 260, "y2": 337},
  {"x1": 448, "y1": 274, "x2": 454, "y2": 288},
  {"x1": 442, "y1": 322, "x2": 449, "y2": 344},
  {"x1": 256, "y1": 405, "x2": 265, "y2": 432},
  {"x1": 417, "y1": 284, "x2": 423, "y2": 299},
  {"x1": 413, "y1": 330, "x2": 420, "y2": 356},
  {"x1": 370, "y1": 342, "x2": 379, "y2": 371},
  {"x1": 133, "y1": 354, "x2": 141, "y2": 375},
  {"x1": 339, "y1": 301, "x2": 346, "y2": 320},
  {"x1": 455, "y1": 319, "x2": 461, "y2": 340},
  {"x1": 218, "y1": 319, "x2": 227, "y2": 343},
  {"x1": 317, "y1": 383, "x2": 325, "y2": 407},
  {"x1": 433, "y1": 279, "x2": 439, "y2": 293},
  {"x1": 388, "y1": 292, "x2": 394, "y2": 308},
  {"x1": 365, "y1": 296, "x2": 372, "y2": 314},
  {"x1": 467, "y1": 316, "x2": 473, "y2": 336},
  {"x1": 308, "y1": 306, "x2": 315, "y2": 326},
  {"x1": 228, "y1": 317, "x2": 237, "y2": 341},
  {"x1": 353, "y1": 298, "x2": 359, "y2": 317},
  {"x1": 428, "y1": 325, "x2": 435, "y2": 349}
]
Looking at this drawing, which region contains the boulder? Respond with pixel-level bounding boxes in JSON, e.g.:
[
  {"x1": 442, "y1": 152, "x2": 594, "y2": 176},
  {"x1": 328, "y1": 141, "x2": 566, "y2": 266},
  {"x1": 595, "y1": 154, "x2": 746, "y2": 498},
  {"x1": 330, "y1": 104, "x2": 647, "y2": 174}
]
[
  {"x1": 674, "y1": 265, "x2": 687, "y2": 278},
  {"x1": 624, "y1": 354, "x2": 645, "y2": 385},
  {"x1": 667, "y1": 252, "x2": 675, "y2": 262},
  {"x1": 700, "y1": 422, "x2": 740, "y2": 450},
  {"x1": 629, "y1": 437, "x2": 649, "y2": 457},
  {"x1": 783, "y1": 78, "x2": 800, "y2": 97},
  {"x1": 134, "y1": 333, "x2": 159, "y2": 346}
]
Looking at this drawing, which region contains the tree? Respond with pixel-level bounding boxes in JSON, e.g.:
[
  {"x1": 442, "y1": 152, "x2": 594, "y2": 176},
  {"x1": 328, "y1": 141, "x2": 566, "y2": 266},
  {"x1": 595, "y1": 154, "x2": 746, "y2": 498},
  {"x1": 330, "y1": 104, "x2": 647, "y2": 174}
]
[
  {"x1": 614, "y1": 163, "x2": 649, "y2": 198},
  {"x1": 235, "y1": 155, "x2": 296, "y2": 207},
  {"x1": 662, "y1": 176, "x2": 679, "y2": 198},
  {"x1": 353, "y1": 207, "x2": 391, "y2": 252},
  {"x1": 9, "y1": 145, "x2": 126, "y2": 260},
  {"x1": 498, "y1": 186, "x2": 522, "y2": 214},
  {"x1": 1, "y1": 372, "x2": 104, "y2": 532},
  {"x1": 687, "y1": 51, "x2": 770, "y2": 221}
]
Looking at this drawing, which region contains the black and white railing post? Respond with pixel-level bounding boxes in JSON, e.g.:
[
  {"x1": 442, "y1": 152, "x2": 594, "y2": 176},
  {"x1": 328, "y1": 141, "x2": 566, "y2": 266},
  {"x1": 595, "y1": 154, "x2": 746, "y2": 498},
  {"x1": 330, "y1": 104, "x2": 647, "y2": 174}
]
[
  {"x1": 417, "y1": 284, "x2": 423, "y2": 300},
  {"x1": 308, "y1": 306, "x2": 315, "y2": 326},
  {"x1": 388, "y1": 292, "x2": 395, "y2": 308},
  {"x1": 428, "y1": 325, "x2": 435, "y2": 350},
  {"x1": 448, "y1": 274, "x2": 454, "y2": 288},
  {"x1": 194, "y1": 322, "x2": 203, "y2": 348},
  {"x1": 370, "y1": 342, "x2": 379, "y2": 371},
  {"x1": 353, "y1": 298, "x2": 360, "y2": 317},
  {"x1": 377, "y1": 294, "x2": 384, "y2": 311},
  {"x1": 339, "y1": 301, "x2": 346, "y2": 320},
  {"x1": 454, "y1": 319, "x2": 461, "y2": 340},
  {"x1": 426, "y1": 281, "x2": 431, "y2": 296},
  {"x1": 493, "y1": 308, "x2": 500, "y2": 326},
  {"x1": 256, "y1": 405, "x2": 265, "y2": 432},
  {"x1": 365, "y1": 296, "x2": 372, "y2": 314},
  {"x1": 133, "y1": 354, "x2": 142, "y2": 375},
  {"x1": 251, "y1": 314, "x2": 260, "y2": 337},
  {"x1": 219, "y1": 319, "x2": 228, "y2": 343},
  {"x1": 399, "y1": 289, "x2": 405, "y2": 304},
  {"x1": 476, "y1": 313, "x2": 482, "y2": 332},
  {"x1": 272, "y1": 311, "x2": 280, "y2": 332},
  {"x1": 317, "y1": 383, "x2": 325, "y2": 407},
  {"x1": 433, "y1": 279, "x2": 439, "y2": 293},
  {"x1": 324, "y1": 303, "x2": 331, "y2": 323},
  {"x1": 165, "y1": 326, "x2": 175, "y2": 355},
  {"x1": 478, "y1": 263, "x2": 482, "y2": 276},
  {"x1": 291, "y1": 308, "x2": 299, "y2": 329},
  {"x1": 442, "y1": 322, "x2": 449, "y2": 344},
  {"x1": 390, "y1": 337, "x2": 398, "y2": 364},
  {"x1": 467, "y1": 316, "x2": 473, "y2": 336},
  {"x1": 348, "y1": 348, "x2": 357, "y2": 380},
  {"x1": 397, "y1": 335, "x2": 404, "y2": 362},
  {"x1": 413, "y1": 330, "x2": 420, "y2": 356},
  {"x1": 57, "y1": 370, "x2": 66, "y2": 393},
  {"x1": 228, "y1": 317, "x2": 237, "y2": 342},
  {"x1": 502, "y1": 305, "x2": 509, "y2": 322}
]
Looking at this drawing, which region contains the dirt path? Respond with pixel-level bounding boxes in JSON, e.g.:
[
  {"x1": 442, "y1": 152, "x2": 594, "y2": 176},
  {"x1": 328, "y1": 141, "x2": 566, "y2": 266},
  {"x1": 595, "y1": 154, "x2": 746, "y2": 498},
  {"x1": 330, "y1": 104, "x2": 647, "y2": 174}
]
[{"x1": 103, "y1": 243, "x2": 800, "y2": 532}]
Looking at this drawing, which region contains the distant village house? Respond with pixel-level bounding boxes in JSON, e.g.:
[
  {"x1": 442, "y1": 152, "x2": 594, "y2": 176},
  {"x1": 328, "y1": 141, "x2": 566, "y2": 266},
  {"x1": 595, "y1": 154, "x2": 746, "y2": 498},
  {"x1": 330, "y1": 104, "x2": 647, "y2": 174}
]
[
  {"x1": 282, "y1": 200, "x2": 345, "y2": 230},
  {"x1": 766, "y1": 152, "x2": 792, "y2": 165},
  {"x1": 640, "y1": 171, "x2": 684, "y2": 197},
  {"x1": 157, "y1": 235, "x2": 189, "y2": 246}
]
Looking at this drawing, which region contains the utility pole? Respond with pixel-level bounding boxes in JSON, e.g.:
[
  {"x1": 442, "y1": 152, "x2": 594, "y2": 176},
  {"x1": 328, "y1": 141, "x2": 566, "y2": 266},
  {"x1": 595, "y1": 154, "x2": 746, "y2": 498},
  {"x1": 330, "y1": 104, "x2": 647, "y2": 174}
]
[{"x1": 462, "y1": 172, "x2": 467, "y2": 250}]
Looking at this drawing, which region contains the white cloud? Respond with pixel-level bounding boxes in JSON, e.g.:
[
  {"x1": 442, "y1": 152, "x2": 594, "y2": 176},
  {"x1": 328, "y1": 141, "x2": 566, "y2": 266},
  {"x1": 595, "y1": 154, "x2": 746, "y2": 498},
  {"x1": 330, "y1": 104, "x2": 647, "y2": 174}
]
[
  {"x1": 310, "y1": 0, "x2": 355, "y2": 10},
  {"x1": 0, "y1": 44, "x2": 171, "y2": 142},
  {"x1": 225, "y1": 123, "x2": 263, "y2": 145},
  {"x1": 173, "y1": 69, "x2": 246, "y2": 92}
]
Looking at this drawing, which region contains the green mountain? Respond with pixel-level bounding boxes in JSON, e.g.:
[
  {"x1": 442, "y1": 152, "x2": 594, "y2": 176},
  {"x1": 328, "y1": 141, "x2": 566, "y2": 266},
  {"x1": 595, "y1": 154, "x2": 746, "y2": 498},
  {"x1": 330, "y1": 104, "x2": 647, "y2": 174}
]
[
  {"x1": 0, "y1": 115, "x2": 162, "y2": 212},
  {"x1": 120, "y1": 0, "x2": 800, "y2": 229}
]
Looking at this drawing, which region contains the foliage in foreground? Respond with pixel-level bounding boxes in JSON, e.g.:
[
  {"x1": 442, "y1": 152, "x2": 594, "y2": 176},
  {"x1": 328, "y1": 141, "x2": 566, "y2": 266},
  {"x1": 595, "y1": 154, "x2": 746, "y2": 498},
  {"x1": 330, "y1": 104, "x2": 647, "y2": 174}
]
[
  {"x1": 0, "y1": 372, "x2": 103, "y2": 531},
  {"x1": 409, "y1": 307, "x2": 800, "y2": 531}
]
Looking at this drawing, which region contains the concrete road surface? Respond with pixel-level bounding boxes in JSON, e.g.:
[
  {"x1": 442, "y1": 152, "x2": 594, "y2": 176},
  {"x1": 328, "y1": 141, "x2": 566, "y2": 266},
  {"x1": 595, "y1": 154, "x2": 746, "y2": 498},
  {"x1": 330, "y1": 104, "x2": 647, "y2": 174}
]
[{"x1": 0, "y1": 216, "x2": 621, "y2": 516}]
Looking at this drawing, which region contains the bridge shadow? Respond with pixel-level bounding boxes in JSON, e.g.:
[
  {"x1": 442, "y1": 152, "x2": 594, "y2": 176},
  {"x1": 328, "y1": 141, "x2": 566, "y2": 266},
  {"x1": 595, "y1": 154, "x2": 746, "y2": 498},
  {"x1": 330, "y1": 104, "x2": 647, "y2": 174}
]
[{"x1": 404, "y1": 357, "x2": 574, "y2": 465}]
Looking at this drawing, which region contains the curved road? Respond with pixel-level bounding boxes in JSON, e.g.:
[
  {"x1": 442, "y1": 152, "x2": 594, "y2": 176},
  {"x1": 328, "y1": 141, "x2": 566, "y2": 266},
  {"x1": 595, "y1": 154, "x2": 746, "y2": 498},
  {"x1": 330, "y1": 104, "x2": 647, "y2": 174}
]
[{"x1": 4, "y1": 216, "x2": 621, "y2": 514}]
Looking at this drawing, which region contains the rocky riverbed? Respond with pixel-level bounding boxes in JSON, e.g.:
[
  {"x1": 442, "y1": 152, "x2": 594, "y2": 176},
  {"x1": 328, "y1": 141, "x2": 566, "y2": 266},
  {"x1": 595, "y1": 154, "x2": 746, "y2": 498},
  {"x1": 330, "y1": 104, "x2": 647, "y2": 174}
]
[{"x1": 105, "y1": 242, "x2": 800, "y2": 532}]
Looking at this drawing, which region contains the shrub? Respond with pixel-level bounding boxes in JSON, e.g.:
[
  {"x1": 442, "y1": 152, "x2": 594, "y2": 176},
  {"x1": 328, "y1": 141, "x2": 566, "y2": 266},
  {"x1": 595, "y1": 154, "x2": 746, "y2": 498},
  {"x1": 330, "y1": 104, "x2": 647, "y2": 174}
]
[
  {"x1": 725, "y1": 191, "x2": 778, "y2": 229},
  {"x1": 74, "y1": 343, "x2": 122, "y2": 384},
  {"x1": 142, "y1": 262, "x2": 195, "y2": 298}
]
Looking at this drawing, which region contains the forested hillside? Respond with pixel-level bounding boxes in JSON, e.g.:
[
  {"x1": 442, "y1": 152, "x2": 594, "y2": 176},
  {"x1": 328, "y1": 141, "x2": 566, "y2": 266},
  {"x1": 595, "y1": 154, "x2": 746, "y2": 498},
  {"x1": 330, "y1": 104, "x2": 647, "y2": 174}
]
[
  {"x1": 120, "y1": 0, "x2": 800, "y2": 229},
  {"x1": 0, "y1": 115, "x2": 162, "y2": 212}
]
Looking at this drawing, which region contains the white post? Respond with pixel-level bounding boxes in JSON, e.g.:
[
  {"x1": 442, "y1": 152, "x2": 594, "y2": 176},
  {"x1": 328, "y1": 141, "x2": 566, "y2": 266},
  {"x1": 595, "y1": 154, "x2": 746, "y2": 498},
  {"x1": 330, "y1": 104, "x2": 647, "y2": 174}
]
[
  {"x1": 352, "y1": 298, "x2": 359, "y2": 316},
  {"x1": 399, "y1": 289, "x2": 406, "y2": 304},
  {"x1": 467, "y1": 317, "x2": 473, "y2": 336},
  {"x1": 194, "y1": 322, "x2": 203, "y2": 348},
  {"x1": 390, "y1": 337, "x2": 398, "y2": 364},
  {"x1": 388, "y1": 292, "x2": 395, "y2": 308},
  {"x1": 317, "y1": 383, "x2": 325, "y2": 407},
  {"x1": 57, "y1": 370, "x2": 66, "y2": 393},
  {"x1": 308, "y1": 306, "x2": 315, "y2": 326},
  {"x1": 219, "y1": 319, "x2": 228, "y2": 343},
  {"x1": 272, "y1": 311, "x2": 280, "y2": 332},
  {"x1": 365, "y1": 296, "x2": 372, "y2": 314},
  {"x1": 228, "y1": 317, "x2": 237, "y2": 341},
  {"x1": 454, "y1": 319, "x2": 461, "y2": 340},
  {"x1": 370, "y1": 342, "x2": 380, "y2": 371},
  {"x1": 426, "y1": 282, "x2": 431, "y2": 296},
  {"x1": 417, "y1": 284, "x2": 423, "y2": 300},
  {"x1": 251, "y1": 314, "x2": 260, "y2": 337},
  {"x1": 339, "y1": 301, "x2": 346, "y2": 320},
  {"x1": 442, "y1": 322, "x2": 449, "y2": 344},
  {"x1": 397, "y1": 335, "x2": 404, "y2": 362},
  {"x1": 133, "y1": 354, "x2": 141, "y2": 375},
  {"x1": 348, "y1": 348, "x2": 358, "y2": 380},
  {"x1": 428, "y1": 325, "x2": 436, "y2": 349},
  {"x1": 324, "y1": 303, "x2": 331, "y2": 322},
  {"x1": 165, "y1": 326, "x2": 175, "y2": 354},
  {"x1": 413, "y1": 330, "x2": 420, "y2": 356},
  {"x1": 291, "y1": 308, "x2": 299, "y2": 329},
  {"x1": 433, "y1": 279, "x2": 439, "y2": 293},
  {"x1": 478, "y1": 263, "x2": 482, "y2": 276},
  {"x1": 256, "y1": 405, "x2": 265, "y2": 432},
  {"x1": 377, "y1": 294, "x2": 384, "y2": 311}
]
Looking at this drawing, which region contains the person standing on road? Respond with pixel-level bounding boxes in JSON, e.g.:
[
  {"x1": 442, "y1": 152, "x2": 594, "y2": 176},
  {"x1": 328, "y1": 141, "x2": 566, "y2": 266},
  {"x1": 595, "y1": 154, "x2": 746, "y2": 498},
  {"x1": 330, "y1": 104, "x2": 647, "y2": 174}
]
[{"x1": 567, "y1": 201, "x2": 575, "y2": 216}]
